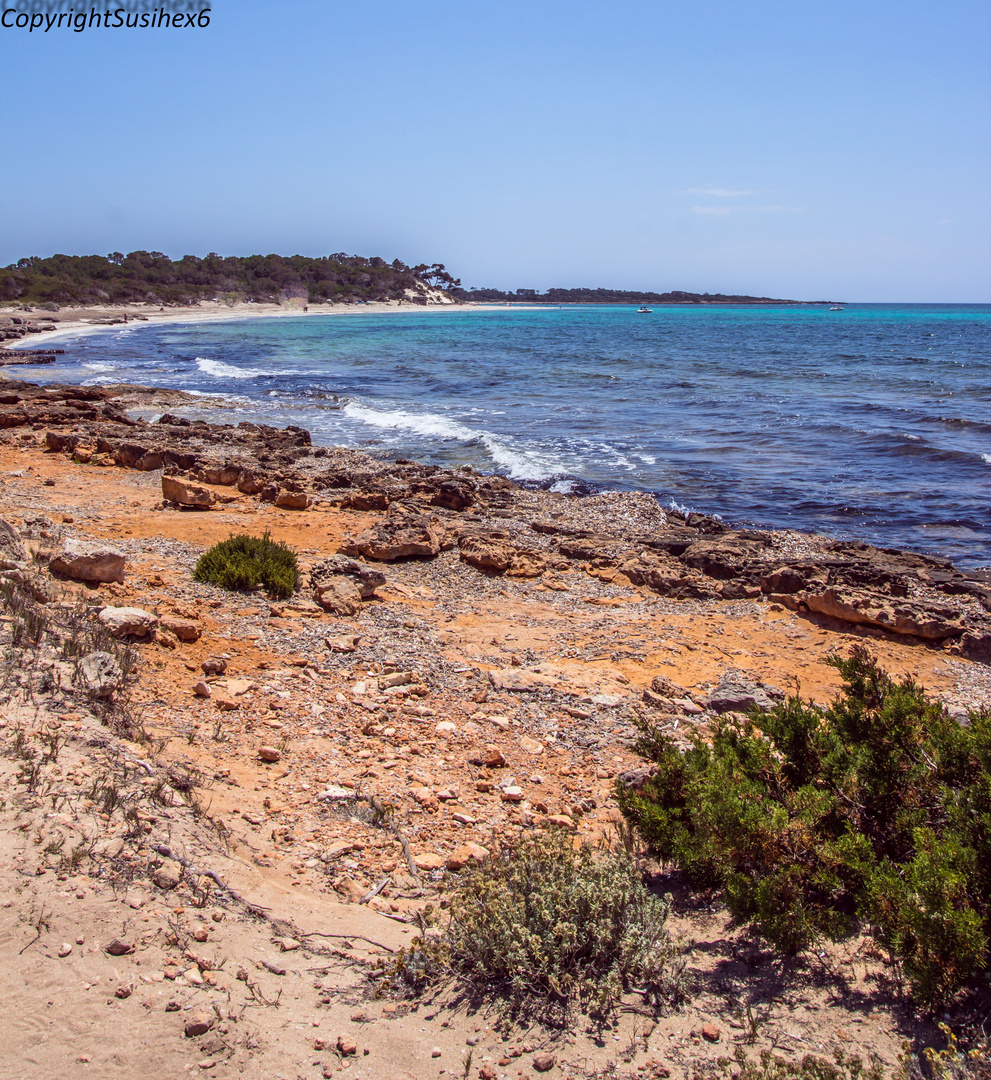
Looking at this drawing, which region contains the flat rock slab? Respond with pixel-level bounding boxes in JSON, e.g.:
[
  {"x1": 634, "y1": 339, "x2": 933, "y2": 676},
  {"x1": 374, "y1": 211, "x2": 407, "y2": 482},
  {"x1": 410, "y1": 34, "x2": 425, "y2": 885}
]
[{"x1": 50, "y1": 539, "x2": 126, "y2": 583}]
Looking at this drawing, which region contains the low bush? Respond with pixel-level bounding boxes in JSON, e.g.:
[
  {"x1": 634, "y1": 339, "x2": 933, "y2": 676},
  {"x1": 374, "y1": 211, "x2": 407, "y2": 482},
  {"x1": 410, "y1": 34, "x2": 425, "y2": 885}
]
[
  {"x1": 193, "y1": 531, "x2": 298, "y2": 599},
  {"x1": 618, "y1": 646, "x2": 991, "y2": 1005},
  {"x1": 391, "y1": 831, "x2": 679, "y2": 1018}
]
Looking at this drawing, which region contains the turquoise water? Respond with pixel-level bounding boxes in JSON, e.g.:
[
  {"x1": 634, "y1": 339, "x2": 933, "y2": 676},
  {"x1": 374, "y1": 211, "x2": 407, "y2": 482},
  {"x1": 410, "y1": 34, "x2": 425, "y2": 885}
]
[{"x1": 21, "y1": 303, "x2": 991, "y2": 567}]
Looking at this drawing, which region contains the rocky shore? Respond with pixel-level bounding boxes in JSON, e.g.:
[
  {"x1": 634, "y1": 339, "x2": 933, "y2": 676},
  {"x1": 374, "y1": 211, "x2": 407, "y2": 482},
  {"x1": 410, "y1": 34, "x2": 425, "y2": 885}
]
[
  {"x1": 2, "y1": 377, "x2": 988, "y2": 664},
  {"x1": 1, "y1": 376, "x2": 989, "y2": 1078}
]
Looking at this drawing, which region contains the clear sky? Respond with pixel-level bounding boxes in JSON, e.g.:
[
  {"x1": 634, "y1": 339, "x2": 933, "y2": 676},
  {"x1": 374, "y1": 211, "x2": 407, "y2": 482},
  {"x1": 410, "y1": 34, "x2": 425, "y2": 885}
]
[{"x1": 2, "y1": 0, "x2": 989, "y2": 301}]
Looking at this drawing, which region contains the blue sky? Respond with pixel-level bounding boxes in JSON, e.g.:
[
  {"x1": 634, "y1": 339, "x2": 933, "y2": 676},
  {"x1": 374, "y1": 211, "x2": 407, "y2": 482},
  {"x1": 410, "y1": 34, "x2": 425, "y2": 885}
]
[{"x1": 2, "y1": 0, "x2": 989, "y2": 300}]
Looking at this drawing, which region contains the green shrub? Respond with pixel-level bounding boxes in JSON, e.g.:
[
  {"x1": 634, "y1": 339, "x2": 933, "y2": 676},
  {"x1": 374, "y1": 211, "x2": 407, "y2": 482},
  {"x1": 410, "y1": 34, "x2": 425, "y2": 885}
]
[
  {"x1": 393, "y1": 831, "x2": 679, "y2": 1018},
  {"x1": 193, "y1": 531, "x2": 299, "y2": 599},
  {"x1": 618, "y1": 646, "x2": 991, "y2": 1005}
]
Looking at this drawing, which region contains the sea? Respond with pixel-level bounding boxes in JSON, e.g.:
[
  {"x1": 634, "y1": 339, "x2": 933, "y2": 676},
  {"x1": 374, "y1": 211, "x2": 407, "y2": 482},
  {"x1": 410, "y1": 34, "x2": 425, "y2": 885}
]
[{"x1": 14, "y1": 303, "x2": 991, "y2": 568}]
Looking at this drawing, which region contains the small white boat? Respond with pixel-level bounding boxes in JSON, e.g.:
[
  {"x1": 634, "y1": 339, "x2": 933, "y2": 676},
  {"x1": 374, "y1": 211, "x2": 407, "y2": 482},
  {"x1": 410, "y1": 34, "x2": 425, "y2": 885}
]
[
  {"x1": 829, "y1": 305, "x2": 844, "y2": 311},
  {"x1": 636, "y1": 306, "x2": 653, "y2": 313}
]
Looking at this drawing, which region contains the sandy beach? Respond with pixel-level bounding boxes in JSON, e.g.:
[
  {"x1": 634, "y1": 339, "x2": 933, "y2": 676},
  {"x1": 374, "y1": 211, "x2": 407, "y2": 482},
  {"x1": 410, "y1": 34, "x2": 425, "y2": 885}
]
[{"x1": 1, "y1": 294, "x2": 493, "y2": 352}]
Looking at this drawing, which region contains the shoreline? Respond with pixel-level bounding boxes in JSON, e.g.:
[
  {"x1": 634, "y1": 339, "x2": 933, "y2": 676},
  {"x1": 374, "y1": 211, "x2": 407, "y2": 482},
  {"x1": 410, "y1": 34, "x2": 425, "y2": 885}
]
[
  {"x1": 1, "y1": 296, "x2": 494, "y2": 351},
  {"x1": 0, "y1": 375, "x2": 988, "y2": 665}
]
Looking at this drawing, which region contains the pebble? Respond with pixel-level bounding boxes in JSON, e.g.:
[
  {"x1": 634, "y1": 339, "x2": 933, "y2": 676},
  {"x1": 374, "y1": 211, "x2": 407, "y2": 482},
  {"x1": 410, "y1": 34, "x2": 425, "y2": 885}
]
[
  {"x1": 184, "y1": 1010, "x2": 213, "y2": 1037},
  {"x1": 58, "y1": 942, "x2": 72, "y2": 957},
  {"x1": 533, "y1": 1053, "x2": 556, "y2": 1072},
  {"x1": 193, "y1": 681, "x2": 211, "y2": 698},
  {"x1": 257, "y1": 745, "x2": 281, "y2": 762}
]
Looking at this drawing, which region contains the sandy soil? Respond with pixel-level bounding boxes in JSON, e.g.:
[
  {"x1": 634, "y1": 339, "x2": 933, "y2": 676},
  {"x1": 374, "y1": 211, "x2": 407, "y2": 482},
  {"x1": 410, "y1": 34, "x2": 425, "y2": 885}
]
[{"x1": 1, "y1": 438, "x2": 989, "y2": 1080}]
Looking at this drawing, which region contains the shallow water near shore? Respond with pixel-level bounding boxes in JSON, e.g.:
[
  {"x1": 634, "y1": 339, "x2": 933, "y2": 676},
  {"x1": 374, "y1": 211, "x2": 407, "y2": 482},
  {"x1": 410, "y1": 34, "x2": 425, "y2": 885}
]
[{"x1": 18, "y1": 303, "x2": 991, "y2": 567}]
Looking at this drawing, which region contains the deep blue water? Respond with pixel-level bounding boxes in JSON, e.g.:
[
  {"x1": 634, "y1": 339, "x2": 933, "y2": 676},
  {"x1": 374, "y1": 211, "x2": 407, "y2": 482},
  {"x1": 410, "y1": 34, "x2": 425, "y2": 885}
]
[{"x1": 17, "y1": 304, "x2": 991, "y2": 567}]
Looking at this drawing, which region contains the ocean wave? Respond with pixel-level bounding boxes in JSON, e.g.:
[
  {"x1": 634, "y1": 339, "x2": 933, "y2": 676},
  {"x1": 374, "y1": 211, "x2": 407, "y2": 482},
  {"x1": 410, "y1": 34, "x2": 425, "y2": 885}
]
[
  {"x1": 82, "y1": 362, "x2": 118, "y2": 372},
  {"x1": 341, "y1": 402, "x2": 560, "y2": 480},
  {"x1": 195, "y1": 357, "x2": 270, "y2": 380}
]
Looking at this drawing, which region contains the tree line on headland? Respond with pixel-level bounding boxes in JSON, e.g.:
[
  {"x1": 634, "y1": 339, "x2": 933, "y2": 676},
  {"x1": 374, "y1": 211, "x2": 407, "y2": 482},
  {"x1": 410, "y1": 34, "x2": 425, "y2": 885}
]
[
  {"x1": 0, "y1": 252, "x2": 461, "y2": 307},
  {"x1": 450, "y1": 286, "x2": 805, "y2": 304},
  {"x1": 0, "y1": 251, "x2": 813, "y2": 308}
]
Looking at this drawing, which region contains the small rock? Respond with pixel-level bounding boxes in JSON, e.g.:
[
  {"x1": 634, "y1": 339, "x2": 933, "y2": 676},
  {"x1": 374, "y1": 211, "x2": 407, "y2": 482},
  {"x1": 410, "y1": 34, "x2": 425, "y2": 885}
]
[
  {"x1": 58, "y1": 942, "x2": 72, "y2": 957},
  {"x1": 161, "y1": 615, "x2": 202, "y2": 642},
  {"x1": 258, "y1": 745, "x2": 281, "y2": 762},
  {"x1": 445, "y1": 842, "x2": 489, "y2": 870},
  {"x1": 519, "y1": 735, "x2": 543, "y2": 754},
  {"x1": 152, "y1": 862, "x2": 182, "y2": 890},
  {"x1": 184, "y1": 1010, "x2": 214, "y2": 1038},
  {"x1": 501, "y1": 786, "x2": 523, "y2": 802},
  {"x1": 115, "y1": 984, "x2": 132, "y2": 999},
  {"x1": 105, "y1": 938, "x2": 133, "y2": 956},
  {"x1": 193, "y1": 681, "x2": 211, "y2": 698},
  {"x1": 434, "y1": 721, "x2": 457, "y2": 736},
  {"x1": 76, "y1": 651, "x2": 122, "y2": 699},
  {"x1": 701, "y1": 1023, "x2": 721, "y2": 1043},
  {"x1": 533, "y1": 1053, "x2": 556, "y2": 1072},
  {"x1": 336, "y1": 1035, "x2": 357, "y2": 1056},
  {"x1": 413, "y1": 852, "x2": 446, "y2": 871},
  {"x1": 201, "y1": 656, "x2": 228, "y2": 675},
  {"x1": 50, "y1": 539, "x2": 126, "y2": 583},
  {"x1": 97, "y1": 606, "x2": 158, "y2": 639},
  {"x1": 431, "y1": 1047, "x2": 442, "y2": 1058}
]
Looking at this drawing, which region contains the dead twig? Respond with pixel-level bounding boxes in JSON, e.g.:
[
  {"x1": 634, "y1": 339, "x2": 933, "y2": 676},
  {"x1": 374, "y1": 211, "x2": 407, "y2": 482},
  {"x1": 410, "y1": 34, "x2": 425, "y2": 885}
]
[
  {"x1": 302, "y1": 931, "x2": 396, "y2": 954},
  {"x1": 152, "y1": 843, "x2": 269, "y2": 917},
  {"x1": 359, "y1": 876, "x2": 391, "y2": 904}
]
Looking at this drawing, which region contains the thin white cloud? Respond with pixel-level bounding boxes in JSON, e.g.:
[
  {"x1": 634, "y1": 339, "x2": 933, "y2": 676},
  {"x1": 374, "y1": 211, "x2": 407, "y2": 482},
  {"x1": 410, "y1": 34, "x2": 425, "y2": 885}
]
[
  {"x1": 686, "y1": 187, "x2": 755, "y2": 197},
  {"x1": 691, "y1": 206, "x2": 732, "y2": 215}
]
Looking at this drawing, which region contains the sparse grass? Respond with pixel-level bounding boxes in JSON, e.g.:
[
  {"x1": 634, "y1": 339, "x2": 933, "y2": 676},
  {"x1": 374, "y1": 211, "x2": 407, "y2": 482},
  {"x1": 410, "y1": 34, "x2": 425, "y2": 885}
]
[
  {"x1": 193, "y1": 530, "x2": 299, "y2": 599},
  {"x1": 390, "y1": 831, "x2": 680, "y2": 1021}
]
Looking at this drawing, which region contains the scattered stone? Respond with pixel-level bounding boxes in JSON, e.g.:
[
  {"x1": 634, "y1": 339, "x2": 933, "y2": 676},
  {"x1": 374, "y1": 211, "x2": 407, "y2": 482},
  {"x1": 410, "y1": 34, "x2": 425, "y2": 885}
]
[
  {"x1": 201, "y1": 656, "x2": 228, "y2": 675},
  {"x1": 533, "y1": 1053, "x2": 556, "y2": 1072},
  {"x1": 152, "y1": 862, "x2": 182, "y2": 890},
  {"x1": 326, "y1": 634, "x2": 360, "y2": 652},
  {"x1": 336, "y1": 1036, "x2": 358, "y2": 1056},
  {"x1": 193, "y1": 680, "x2": 211, "y2": 698},
  {"x1": 519, "y1": 735, "x2": 543, "y2": 754},
  {"x1": 700, "y1": 1023, "x2": 721, "y2": 1043},
  {"x1": 703, "y1": 672, "x2": 776, "y2": 714},
  {"x1": 49, "y1": 539, "x2": 126, "y2": 583},
  {"x1": 435, "y1": 721, "x2": 457, "y2": 736},
  {"x1": 162, "y1": 475, "x2": 217, "y2": 508},
  {"x1": 184, "y1": 1010, "x2": 214, "y2": 1038},
  {"x1": 97, "y1": 606, "x2": 158, "y2": 638},
  {"x1": 76, "y1": 651, "x2": 122, "y2": 698},
  {"x1": 413, "y1": 852, "x2": 446, "y2": 871},
  {"x1": 445, "y1": 843, "x2": 489, "y2": 870},
  {"x1": 314, "y1": 576, "x2": 363, "y2": 616},
  {"x1": 160, "y1": 614, "x2": 202, "y2": 642},
  {"x1": 258, "y1": 745, "x2": 281, "y2": 763},
  {"x1": 58, "y1": 942, "x2": 72, "y2": 957},
  {"x1": 0, "y1": 516, "x2": 27, "y2": 567},
  {"x1": 105, "y1": 938, "x2": 133, "y2": 956}
]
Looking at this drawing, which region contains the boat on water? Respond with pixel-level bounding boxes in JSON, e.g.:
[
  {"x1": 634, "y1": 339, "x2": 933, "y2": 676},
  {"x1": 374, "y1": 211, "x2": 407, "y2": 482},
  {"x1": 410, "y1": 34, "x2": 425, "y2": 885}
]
[
  {"x1": 829, "y1": 305, "x2": 844, "y2": 311},
  {"x1": 636, "y1": 306, "x2": 653, "y2": 313}
]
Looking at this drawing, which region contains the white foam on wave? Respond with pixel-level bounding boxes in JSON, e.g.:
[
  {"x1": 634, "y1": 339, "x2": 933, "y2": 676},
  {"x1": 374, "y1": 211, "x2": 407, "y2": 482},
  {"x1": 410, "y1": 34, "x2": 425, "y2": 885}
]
[
  {"x1": 342, "y1": 402, "x2": 560, "y2": 480},
  {"x1": 982, "y1": 453, "x2": 991, "y2": 464},
  {"x1": 83, "y1": 362, "x2": 117, "y2": 373},
  {"x1": 195, "y1": 356, "x2": 269, "y2": 380}
]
